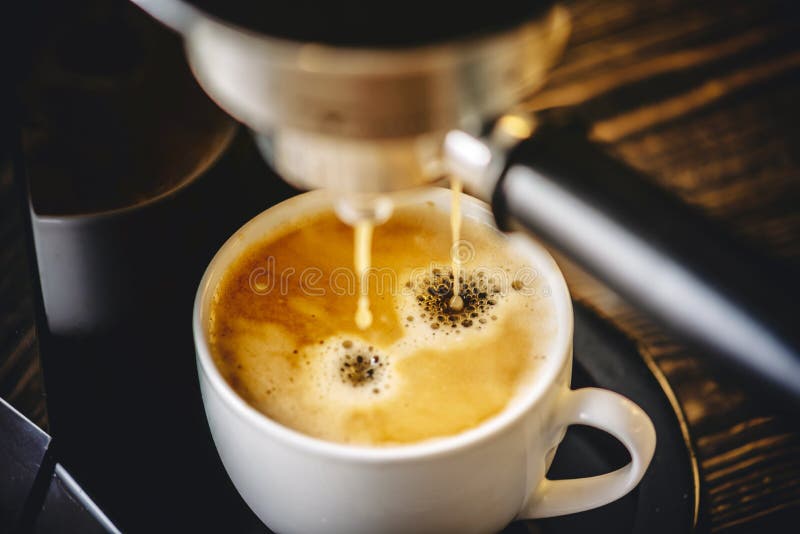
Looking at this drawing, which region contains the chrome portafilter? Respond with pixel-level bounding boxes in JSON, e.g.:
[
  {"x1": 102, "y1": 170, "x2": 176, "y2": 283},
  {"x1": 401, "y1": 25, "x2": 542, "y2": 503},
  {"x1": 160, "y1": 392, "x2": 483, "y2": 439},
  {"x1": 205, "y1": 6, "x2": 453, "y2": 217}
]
[{"x1": 132, "y1": 0, "x2": 571, "y2": 194}]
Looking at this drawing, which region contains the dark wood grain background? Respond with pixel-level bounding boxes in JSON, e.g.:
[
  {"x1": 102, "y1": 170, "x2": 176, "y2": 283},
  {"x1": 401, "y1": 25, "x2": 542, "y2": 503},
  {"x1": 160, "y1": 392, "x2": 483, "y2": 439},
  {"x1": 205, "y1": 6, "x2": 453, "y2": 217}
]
[{"x1": 2, "y1": 0, "x2": 799, "y2": 531}]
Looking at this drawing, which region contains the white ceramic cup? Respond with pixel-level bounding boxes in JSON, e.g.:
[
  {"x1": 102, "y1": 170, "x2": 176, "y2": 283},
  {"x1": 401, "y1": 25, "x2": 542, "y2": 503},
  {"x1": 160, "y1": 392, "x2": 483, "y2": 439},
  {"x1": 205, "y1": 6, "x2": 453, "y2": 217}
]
[{"x1": 193, "y1": 188, "x2": 656, "y2": 534}]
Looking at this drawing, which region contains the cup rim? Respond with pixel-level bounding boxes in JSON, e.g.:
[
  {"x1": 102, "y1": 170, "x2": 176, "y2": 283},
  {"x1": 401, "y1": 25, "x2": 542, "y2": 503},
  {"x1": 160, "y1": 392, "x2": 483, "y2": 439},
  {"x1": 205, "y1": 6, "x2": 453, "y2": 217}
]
[{"x1": 193, "y1": 187, "x2": 573, "y2": 462}]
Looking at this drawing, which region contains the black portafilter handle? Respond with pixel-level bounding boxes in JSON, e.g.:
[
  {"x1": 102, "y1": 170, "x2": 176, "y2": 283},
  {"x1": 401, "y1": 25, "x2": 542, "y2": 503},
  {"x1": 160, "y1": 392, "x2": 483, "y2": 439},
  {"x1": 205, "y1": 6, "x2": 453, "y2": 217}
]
[{"x1": 491, "y1": 121, "x2": 800, "y2": 404}]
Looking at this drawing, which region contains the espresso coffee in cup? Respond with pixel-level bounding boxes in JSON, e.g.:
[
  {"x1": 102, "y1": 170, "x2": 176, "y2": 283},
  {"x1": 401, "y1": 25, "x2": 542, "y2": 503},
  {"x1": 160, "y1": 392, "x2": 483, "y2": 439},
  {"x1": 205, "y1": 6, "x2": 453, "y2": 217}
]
[{"x1": 209, "y1": 200, "x2": 557, "y2": 445}]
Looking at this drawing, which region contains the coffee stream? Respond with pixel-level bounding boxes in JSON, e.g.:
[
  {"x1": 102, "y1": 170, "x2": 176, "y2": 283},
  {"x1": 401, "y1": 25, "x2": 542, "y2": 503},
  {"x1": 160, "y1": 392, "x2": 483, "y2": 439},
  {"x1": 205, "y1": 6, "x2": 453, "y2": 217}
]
[
  {"x1": 354, "y1": 220, "x2": 374, "y2": 330},
  {"x1": 350, "y1": 179, "x2": 463, "y2": 329},
  {"x1": 449, "y1": 177, "x2": 464, "y2": 312}
]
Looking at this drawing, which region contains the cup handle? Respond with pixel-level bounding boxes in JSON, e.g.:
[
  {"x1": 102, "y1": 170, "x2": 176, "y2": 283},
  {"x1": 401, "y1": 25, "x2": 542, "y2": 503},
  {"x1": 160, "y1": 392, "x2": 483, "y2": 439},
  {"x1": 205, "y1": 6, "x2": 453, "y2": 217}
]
[{"x1": 518, "y1": 387, "x2": 657, "y2": 519}]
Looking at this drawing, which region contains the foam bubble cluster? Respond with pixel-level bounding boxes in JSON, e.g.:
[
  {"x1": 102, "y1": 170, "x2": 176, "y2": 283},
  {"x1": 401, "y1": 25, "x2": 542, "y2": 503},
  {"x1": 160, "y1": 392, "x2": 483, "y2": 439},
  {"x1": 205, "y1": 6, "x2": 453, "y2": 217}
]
[
  {"x1": 310, "y1": 337, "x2": 394, "y2": 402},
  {"x1": 409, "y1": 267, "x2": 502, "y2": 332},
  {"x1": 337, "y1": 339, "x2": 387, "y2": 390}
]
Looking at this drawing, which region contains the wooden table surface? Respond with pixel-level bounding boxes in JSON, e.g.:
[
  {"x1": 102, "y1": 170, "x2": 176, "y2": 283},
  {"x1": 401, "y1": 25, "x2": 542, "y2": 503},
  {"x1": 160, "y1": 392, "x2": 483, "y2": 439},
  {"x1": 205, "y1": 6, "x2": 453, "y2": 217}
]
[{"x1": 2, "y1": 0, "x2": 799, "y2": 532}]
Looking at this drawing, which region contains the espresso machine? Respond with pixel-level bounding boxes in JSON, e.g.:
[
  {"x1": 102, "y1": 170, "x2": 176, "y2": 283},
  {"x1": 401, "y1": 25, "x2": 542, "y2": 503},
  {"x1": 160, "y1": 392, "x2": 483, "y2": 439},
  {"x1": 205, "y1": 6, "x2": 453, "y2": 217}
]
[{"x1": 129, "y1": 0, "x2": 800, "y2": 403}]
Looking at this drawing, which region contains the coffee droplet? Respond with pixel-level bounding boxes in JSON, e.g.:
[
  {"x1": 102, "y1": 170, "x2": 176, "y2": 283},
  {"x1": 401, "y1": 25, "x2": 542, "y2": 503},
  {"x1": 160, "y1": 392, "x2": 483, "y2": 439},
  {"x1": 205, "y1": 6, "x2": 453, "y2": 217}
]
[
  {"x1": 355, "y1": 296, "x2": 372, "y2": 330},
  {"x1": 448, "y1": 294, "x2": 464, "y2": 312}
]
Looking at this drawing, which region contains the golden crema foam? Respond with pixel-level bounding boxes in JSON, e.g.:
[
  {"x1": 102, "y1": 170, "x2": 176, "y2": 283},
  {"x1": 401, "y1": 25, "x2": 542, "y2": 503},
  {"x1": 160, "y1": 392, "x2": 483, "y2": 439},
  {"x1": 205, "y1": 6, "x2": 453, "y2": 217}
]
[{"x1": 209, "y1": 202, "x2": 557, "y2": 446}]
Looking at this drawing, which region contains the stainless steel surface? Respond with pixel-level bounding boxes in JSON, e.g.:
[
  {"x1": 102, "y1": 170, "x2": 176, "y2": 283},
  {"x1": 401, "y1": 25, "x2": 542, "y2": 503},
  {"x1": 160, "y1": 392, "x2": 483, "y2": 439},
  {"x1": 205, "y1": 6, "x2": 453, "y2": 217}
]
[
  {"x1": 490, "y1": 124, "x2": 800, "y2": 404},
  {"x1": 444, "y1": 111, "x2": 538, "y2": 201},
  {"x1": 450, "y1": 112, "x2": 800, "y2": 403},
  {"x1": 131, "y1": 0, "x2": 570, "y2": 192}
]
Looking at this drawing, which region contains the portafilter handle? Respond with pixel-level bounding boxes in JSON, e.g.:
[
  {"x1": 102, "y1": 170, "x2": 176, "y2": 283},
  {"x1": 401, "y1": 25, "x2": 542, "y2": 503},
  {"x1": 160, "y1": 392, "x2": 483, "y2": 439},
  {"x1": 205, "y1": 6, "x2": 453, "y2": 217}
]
[{"x1": 448, "y1": 116, "x2": 800, "y2": 404}]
